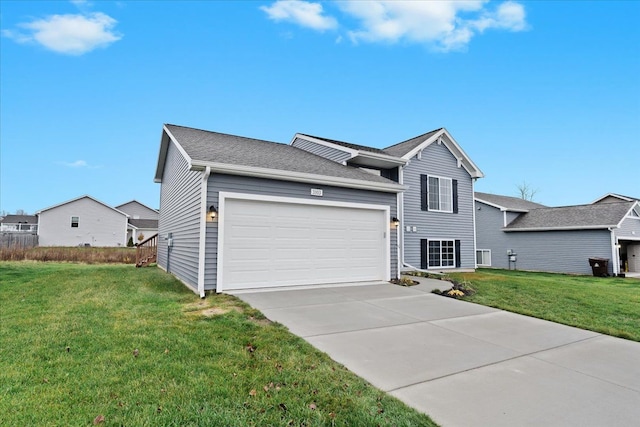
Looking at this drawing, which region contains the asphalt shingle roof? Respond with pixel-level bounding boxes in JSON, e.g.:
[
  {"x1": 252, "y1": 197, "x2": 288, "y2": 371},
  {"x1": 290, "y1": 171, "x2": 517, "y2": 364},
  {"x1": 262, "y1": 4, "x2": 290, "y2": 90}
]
[
  {"x1": 505, "y1": 201, "x2": 635, "y2": 230},
  {"x1": 129, "y1": 219, "x2": 158, "y2": 229},
  {"x1": 297, "y1": 134, "x2": 389, "y2": 155},
  {"x1": 383, "y1": 128, "x2": 443, "y2": 157},
  {"x1": 475, "y1": 192, "x2": 547, "y2": 211},
  {"x1": 0, "y1": 215, "x2": 37, "y2": 224},
  {"x1": 165, "y1": 125, "x2": 398, "y2": 186}
]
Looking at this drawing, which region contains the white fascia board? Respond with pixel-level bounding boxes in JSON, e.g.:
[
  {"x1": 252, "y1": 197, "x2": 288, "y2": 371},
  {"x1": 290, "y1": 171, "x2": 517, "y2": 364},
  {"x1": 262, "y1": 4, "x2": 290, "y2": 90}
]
[
  {"x1": 474, "y1": 198, "x2": 506, "y2": 210},
  {"x1": 354, "y1": 151, "x2": 407, "y2": 165},
  {"x1": 291, "y1": 134, "x2": 358, "y2": 158},
  {"x1": 503, "y1": 225, "x2": 617, "y2": 232},
  {"x1": 154, "y1": 125, "x2": 194, "y2": 183},
  {"x1": 618, "y1": 201, "x2": 640, "y2": 227},
  {"x1": 190, "y1": 161, "x2": 407, "y2": 193},
  {"x1": 403, "y1": 129, "x2": 484, "y2": 179}
]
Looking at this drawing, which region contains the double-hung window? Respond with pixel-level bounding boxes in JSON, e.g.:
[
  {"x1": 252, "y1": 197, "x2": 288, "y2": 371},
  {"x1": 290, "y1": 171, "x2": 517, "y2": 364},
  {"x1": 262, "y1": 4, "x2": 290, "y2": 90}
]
[
  {"x1": 421, "y1": 239, "x2": 460, "y2": 269},
  {"x1": 71, "y1": 216, "x2": 79, "y2": 228},
  {"x1": 421, "y1": 175, "x2": 458, "y2": 213}
]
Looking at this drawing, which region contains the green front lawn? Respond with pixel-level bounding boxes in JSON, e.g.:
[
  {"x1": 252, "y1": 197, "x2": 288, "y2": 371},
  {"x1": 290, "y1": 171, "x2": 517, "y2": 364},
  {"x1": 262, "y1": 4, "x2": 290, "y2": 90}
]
[
  {"x1": 448, "y1": 269, "x2": 640, "y2": 341},
  {"x1": 0, "y1": 262, "x2": 436, "y2": 426}
]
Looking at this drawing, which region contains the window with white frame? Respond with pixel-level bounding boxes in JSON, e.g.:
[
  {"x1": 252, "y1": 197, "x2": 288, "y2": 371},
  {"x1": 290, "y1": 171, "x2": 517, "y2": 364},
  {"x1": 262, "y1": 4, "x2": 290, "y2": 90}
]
[
  {"x1": 476, "y1": 249, "x2": 491, "y2": 266},
  {"x1": 71, "y1": 216, "x2": 79, "y2": 228},
  {"x1": 428, "y1": 175, "x2": 453, "y2": 212},
  {"x1": 429, "y1": 240, "x2": 455, "y2": 268}
]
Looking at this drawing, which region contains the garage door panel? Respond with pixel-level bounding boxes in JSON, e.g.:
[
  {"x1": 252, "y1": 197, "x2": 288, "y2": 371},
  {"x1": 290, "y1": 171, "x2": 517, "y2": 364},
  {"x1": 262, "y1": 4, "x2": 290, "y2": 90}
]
[{"x1": 221, "y1": 198, "x2": 387, "y2": 290}]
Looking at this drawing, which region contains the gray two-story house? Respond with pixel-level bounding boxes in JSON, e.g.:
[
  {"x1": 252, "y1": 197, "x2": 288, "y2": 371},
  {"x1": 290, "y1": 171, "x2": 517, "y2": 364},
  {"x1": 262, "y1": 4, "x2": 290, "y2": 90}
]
[{"x1": 154, "y1": 124, "x2": 482, "y2": 296}]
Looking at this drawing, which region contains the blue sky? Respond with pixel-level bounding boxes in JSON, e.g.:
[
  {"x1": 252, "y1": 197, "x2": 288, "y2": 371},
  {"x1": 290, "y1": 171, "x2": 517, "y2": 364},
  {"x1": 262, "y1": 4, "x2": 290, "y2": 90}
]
[{"x1": 1, "y1": 0, "x2": 638, "y2": 214}]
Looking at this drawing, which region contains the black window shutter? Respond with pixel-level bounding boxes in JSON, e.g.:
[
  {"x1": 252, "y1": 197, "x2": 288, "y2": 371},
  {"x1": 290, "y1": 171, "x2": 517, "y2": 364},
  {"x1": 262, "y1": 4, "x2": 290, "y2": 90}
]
[
  {"x1": 421, "y1": 239, "x2": 428, "y2": 269},
  {"x1": 421, "y1": 175, "x2": 428, "y2": 211},
  {"x1": 455, "y1": 240, "x2": 461, "y2": 268},
  {"x1": 452, "y1": 179, "x2": 458, "y2": 213}
]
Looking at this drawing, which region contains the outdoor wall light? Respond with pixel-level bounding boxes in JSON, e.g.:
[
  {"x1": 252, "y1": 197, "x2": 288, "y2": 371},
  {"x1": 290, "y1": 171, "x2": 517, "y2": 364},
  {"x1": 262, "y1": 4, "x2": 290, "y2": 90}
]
[
  {"x1": 208, "y1": 205, "x2": 217, "y2": 220},
  {"x1": 391, "y1": 217, "x2": 400, "y2": 227}
]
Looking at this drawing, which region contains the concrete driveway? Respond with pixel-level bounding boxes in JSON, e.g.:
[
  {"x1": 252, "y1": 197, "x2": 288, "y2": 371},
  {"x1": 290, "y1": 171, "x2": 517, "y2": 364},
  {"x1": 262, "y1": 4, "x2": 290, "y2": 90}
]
[{"x1": 231, "y1": 278, "x2": 640, "y2": 427}]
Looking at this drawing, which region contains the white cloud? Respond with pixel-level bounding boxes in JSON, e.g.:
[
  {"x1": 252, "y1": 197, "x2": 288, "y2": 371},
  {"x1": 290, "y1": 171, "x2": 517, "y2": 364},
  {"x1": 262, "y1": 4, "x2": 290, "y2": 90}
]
[
  {"x1": 3, "y1": 12, "x2": 121, "y2": 55},
  {"x1": 340, "y1": 0, "x2": 527, "y2": 51},
  {"x1": 59, "y1": 160, "x2": 102, "y2": 169},
  {"x1": 261, "y1": 0, "x2": 338, "y2": 31},
  {"x1": 260, "y1": 0, "x2": 527, "y2": 51}
]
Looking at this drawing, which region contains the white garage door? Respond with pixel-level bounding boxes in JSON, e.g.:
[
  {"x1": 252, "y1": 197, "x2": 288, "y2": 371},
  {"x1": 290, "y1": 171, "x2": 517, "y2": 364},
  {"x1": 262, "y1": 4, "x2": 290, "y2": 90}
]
[{"x1": 219, "y1": 197, "x2": 388, "y2": 291}]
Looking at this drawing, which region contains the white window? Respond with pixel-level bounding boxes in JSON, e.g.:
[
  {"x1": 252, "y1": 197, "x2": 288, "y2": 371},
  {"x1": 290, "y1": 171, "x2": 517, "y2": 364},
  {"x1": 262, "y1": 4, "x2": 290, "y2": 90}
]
[
  {"x1": 71, "y1": 216, "x2": 79, "y2": 228},
  {"x1": 428, "y1": 175, "x2": 453, "y2": 212},
  {"x1": 476, "y1": 249, "x2": 491, "y2": 266},
  {"x1": 429, "y1": 240, "x2": 455, "y2": 268}
]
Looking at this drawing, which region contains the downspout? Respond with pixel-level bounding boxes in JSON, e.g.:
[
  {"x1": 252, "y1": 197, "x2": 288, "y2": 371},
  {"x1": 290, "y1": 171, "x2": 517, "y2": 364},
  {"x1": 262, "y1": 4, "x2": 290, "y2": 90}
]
[
  {"x1": 197, "y1": 166, "x2": 211, "y2": 298},
  {"x1": 397, "y1": 166, "x2": 404, "y2": 275},
  {"x1": 609, "y1": 227, "x2": 619, "y2": 276},
  {"x1": 472, "y1": 178, "x2": 478, "y2": 269},
  {"x1": 398, "y1": 163, "x2": 432, "y2": 273}
]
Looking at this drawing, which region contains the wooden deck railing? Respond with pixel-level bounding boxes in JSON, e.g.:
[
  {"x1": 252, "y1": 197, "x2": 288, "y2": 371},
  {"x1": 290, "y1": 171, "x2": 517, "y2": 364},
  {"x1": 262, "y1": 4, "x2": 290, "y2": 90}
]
[{"x1": 135, "y1": 233, "x2": 158, "y2": 267}]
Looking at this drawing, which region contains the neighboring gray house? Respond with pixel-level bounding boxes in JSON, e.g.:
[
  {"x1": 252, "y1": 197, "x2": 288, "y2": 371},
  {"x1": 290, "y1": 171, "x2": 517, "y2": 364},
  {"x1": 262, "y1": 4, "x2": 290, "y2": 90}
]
[
  {"x1": 475, "y1": 192, "x2": 640, "y2": 276},
  {"x1": 115, "y1": 200, "x2": 159, "y2": 244},
  {"x1": 292, "y1": 128, "x2": 484, "y2": 273},
  {"x1": 154, "y1": 124, "x2": 405, "y2": 296},
  {"x1": 37, "y1": 195, "x2": 129, "y2": 247},
  {"x1": 0, "y1": 215, "x2": 38, "y2": 234}
]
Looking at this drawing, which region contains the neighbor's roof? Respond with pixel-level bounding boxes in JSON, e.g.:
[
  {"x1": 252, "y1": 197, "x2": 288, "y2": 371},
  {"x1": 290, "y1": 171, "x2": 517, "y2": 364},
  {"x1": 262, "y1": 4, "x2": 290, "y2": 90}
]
[
  {"x1": 383, "y1": 129, "x2": 443, "y2": 158},
  {"x1": 504, "y1": 201, "x2": 637, "y2": 231},
  {"x1": 0, "y1": 214, "x2": 37, "y2": 224},
  {"x1": 115, "y1": 200, "x2": 159, "y2": 213},
  {"x1": 475, "y1": 192, "x2": 546, "y2": 212},
  {"x1": 591, "y1": 193, "x2": 640, "y2": 204},
  {"x1": 156, "y1": 124, "x2": 405, "y2": 193},
  {"x1": 128, "y1": 219, "x2": 158, "y2": 229},
  {"x1": 36, "y1": 195, "x2": 129, "y2": 216}
]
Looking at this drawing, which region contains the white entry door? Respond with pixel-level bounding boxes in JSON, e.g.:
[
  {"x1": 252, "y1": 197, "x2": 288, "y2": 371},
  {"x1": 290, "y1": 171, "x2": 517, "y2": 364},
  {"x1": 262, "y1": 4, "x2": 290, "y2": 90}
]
[{"x1": 219, "y1": 195, "x2": 388, "y2": 291}]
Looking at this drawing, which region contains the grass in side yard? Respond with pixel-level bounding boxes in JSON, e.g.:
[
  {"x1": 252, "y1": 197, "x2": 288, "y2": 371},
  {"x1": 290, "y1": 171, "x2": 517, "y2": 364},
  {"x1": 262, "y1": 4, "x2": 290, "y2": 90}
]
[
  {"x1": 447, "y1": 269, "x2": 640, "y2": 342},
  {"x1": 0, "y1": 262, "x2": 437, "y2": 427}
]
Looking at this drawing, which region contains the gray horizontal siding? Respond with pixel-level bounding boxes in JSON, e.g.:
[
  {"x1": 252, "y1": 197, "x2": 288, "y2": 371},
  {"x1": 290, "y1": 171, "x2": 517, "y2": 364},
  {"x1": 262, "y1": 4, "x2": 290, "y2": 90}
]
[
  {"x1": 205, "y1": 174, "x2": 398, "y2": 290},
  {"x1": 292, "y1": 137, "x2": 352, "y2": 164},
  {"x1": 403, "y1": 142, "x2": 476, "y2": 269},
  {"x1": 476, "y1": 201, "x2": 614, "y2": 275},
  {"x1": 117, "y1": 201, "x2": 158, "y2": 220},
  {"x1": 615, "y1": 216, "x2": 640, "y2": 240},
  {"x1": 157, "y1": 141, "x2": 202, "y2": 291}
]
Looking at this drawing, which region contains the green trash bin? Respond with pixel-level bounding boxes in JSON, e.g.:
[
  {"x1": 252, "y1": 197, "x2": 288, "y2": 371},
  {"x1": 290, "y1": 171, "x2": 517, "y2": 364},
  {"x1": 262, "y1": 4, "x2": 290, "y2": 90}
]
[{"x1": 588, "y1": 257, "x2": 609, "y2": 277}]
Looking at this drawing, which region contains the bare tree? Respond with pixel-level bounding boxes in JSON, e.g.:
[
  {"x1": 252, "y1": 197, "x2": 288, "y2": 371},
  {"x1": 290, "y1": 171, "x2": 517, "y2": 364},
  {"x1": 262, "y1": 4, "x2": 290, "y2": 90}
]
[
  {"x1": 15, "y1": 209, "x2": 28, "y2": 215},
  {"x1": 516, "y1": 181, "x2": 538, "y2": 201}
]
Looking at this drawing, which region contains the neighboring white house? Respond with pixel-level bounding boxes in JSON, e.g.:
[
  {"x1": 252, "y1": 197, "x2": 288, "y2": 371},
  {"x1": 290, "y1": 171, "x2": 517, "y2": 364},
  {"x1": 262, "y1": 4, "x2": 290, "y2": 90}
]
[
  {"x1": 37, "y1": 195, "x2": 129, "y2": 247},
  {"x1": 115, "y1": 200, "x2": 159, "y2": 244}
]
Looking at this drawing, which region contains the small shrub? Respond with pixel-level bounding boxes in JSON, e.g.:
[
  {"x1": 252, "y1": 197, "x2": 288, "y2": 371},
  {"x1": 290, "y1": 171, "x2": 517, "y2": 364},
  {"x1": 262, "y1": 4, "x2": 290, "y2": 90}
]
[
  {"x1": 391, "y1": 276, "x2": 419, "y2": 287},
  {"x1": 127, "y1": 237, "x2": 134, "y2": 247}
]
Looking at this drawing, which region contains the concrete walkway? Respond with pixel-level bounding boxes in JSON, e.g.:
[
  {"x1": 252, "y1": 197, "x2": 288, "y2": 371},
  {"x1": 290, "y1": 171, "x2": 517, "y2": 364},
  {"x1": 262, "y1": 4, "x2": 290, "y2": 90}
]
[{"x1": 232, "y1": 278, "x2": 640, "y2": 427}]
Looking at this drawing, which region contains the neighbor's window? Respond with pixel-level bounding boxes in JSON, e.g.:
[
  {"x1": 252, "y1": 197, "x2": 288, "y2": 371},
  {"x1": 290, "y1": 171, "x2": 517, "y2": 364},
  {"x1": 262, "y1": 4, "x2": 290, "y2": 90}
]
[
  {"x1": 71, "y1": 216, "x2": 79, "y2": 228},
  {"x1": 428, "y1": 175, "x2": 453, "y2": 212},
  {"x1": 429, "y1": 240, "x2": 455, "y2": 268},
  {"x1": 476, "y1": 249, "x2": 491, "y2": 266}
]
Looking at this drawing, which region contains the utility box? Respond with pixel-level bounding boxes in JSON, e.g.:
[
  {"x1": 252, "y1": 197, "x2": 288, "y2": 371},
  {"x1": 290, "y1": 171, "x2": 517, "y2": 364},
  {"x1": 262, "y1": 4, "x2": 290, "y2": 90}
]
[{"x1": 588, "y1": 257, "x2": 609, "y2": 277}]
